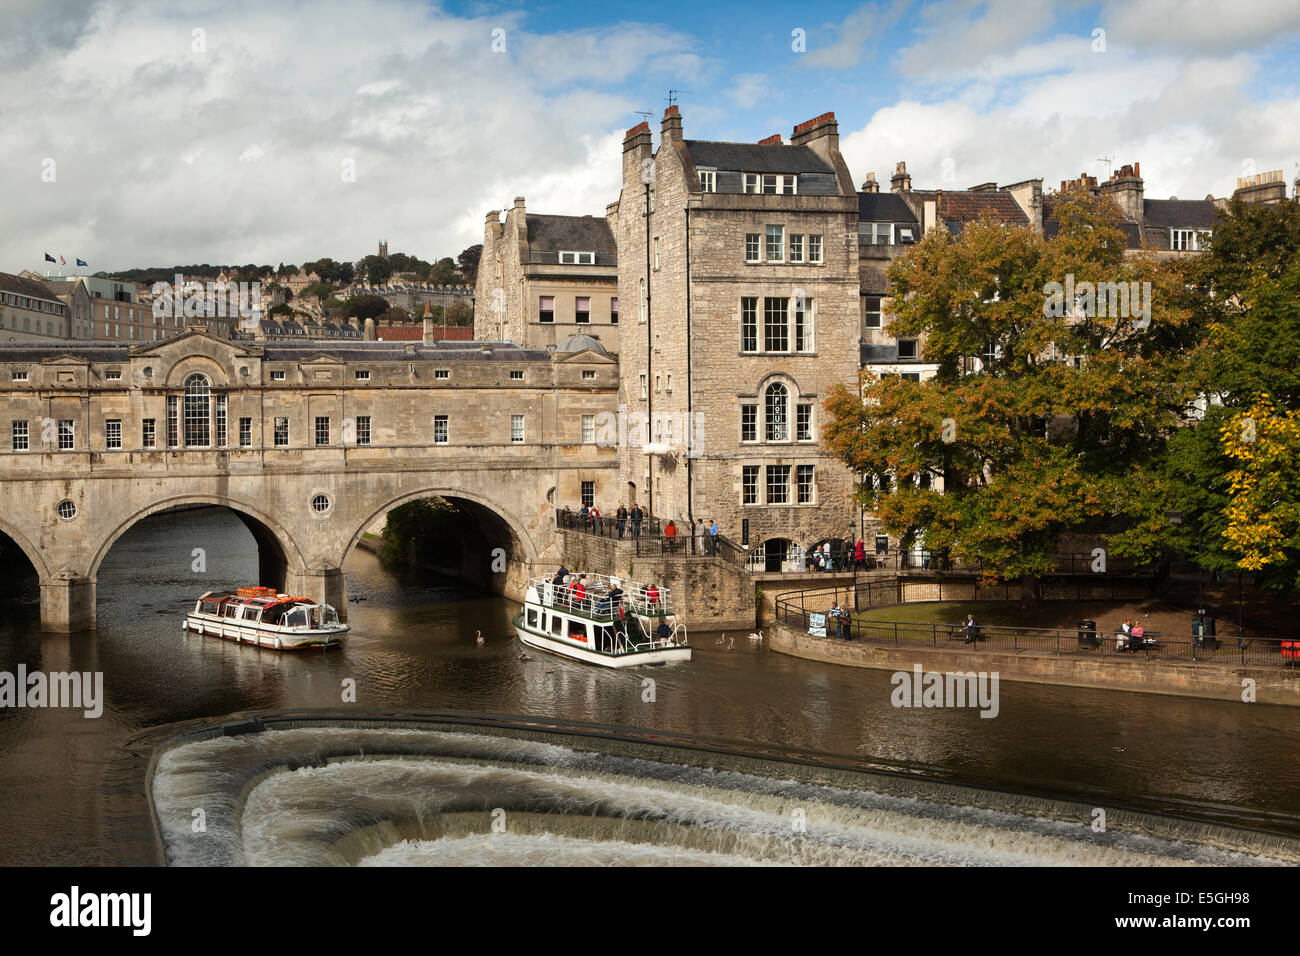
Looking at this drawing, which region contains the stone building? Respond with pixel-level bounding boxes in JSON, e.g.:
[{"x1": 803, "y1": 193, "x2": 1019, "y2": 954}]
[
  {"x1": 0, "y1": 273, "x2": 75, "y2": 342},
  {"x1": 474, "y1": 197, "x2": 619, "y2": 351},
  {"x1": 607, "y1": 107, "x2": 862, "y2": 569}
]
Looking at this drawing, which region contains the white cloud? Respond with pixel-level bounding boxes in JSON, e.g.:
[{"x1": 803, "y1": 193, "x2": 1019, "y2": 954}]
[
  {"x1": 0, "y1": 1, "x2": 698, "y2": 271},
  {"x1": 1100, "y1": 0, "x2": 1300, "y2": 54}
]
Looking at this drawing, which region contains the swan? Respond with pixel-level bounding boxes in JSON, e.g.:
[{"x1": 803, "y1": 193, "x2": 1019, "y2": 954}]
[
  {"x1": 715, "y1": 633, "x2": 727, "y2": 646},
  {"x1": 475, "y1": 630, "x2": 484, "y2": 644},
  {"x1": 748, "y1": 630, "x2": 764, "y2": 642}
]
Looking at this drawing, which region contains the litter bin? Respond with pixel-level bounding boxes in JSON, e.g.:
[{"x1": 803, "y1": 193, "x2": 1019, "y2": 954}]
[
  {"x1": 1077, "y1": 620, "x2": 1099, "y2": 649},
  {"x1": 1193, "y1": 616, "x2": 1218, "y2": 650}
]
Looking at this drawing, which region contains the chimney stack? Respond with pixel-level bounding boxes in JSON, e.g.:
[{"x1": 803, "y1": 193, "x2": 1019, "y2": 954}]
[
  {"x1": 623, "y1": 120, "x2": 653, "y2": 187},
  {"x1": 422, "y1": 301, "x2": 434, "y2": 344},
  {"x1": 758, "y1": 134, "x2": 782, "y2": 145},
  {"x1": 891, "y1": 161, "x2": 911, "y2": 193},
  {"x1": 1099, "y1": 162, "x2": 1143, "y2": 222},
  {"x1": 861, "y1": 172, "x2": 879, "y2": 193},
  {"x1": 661, "y1": 105, "x2": 682, "y2": 144}
]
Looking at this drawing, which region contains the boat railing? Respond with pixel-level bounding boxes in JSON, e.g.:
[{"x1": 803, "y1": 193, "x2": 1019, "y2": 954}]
[{"x1": 529, "y1": 574, "x2": 678, "y2": 620}]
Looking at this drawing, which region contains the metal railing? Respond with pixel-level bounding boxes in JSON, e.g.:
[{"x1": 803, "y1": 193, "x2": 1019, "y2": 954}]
[
  {"x1": 774, "y1": 582, "x2": 1294, "y2": 669},
  {"x1": 557, "y1": 509, "x2": 748, "y2": 568},
  {"x1": 750, "y1": 544, "x2": 1159, "y2": 578}
]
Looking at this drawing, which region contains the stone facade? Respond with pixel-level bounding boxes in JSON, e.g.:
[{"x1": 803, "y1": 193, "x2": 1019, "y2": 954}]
[
  {"x1": 609, "y1": 108, "x2": 862, "y2": 564},
  {"x1": 0, "y1": 330, "x2": 618, "y2": 631},
  {"x1": 474, "y1": 197, "x2": 619, "y2": 351}
]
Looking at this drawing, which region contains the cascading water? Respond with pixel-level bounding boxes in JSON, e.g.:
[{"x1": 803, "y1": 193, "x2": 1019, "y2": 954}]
[{"x1": 151, "y1": 725, "x2": 1299, "y2": 867}]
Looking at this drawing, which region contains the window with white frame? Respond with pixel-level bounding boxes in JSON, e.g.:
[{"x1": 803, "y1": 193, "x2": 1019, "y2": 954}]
[
  {"x1": 653, "y1": 238, "x2": 660, "y2": 271},
  {"x1": 764, "y1": 297, "x2": 788, "y2": 352},
  {"x1": 863, "y1": 295, "x2": 882, "y2": 330},
  {"x1": 238, "y1": 417, "x2": 251, "y2": 447},
  {"x1": 741, "y1": 404, "x2": 757, "y2": 442},
  {"x1": 215, "y1": 395, "x2": 227, "y2": 446},
  {"x1": 766, "y1": 464, "x2": 790, "y2": 504},
  {"x1": 581, "y1": 414, "x2": 595, "y2": 444},
  {"x1": 789, "y1": 235, "x2": 804, "y2": 262},
  {"x1": 10, "y1": 370, "x2": 27, "y2": 382},
  {"x1": 274, "y1": 417, "x2": 288, "y2": 446},
  {"x1": 141, "y1": 418, "x2": 155, "y2": 448},
  {"x1": 355, "y1": 370, "x2": 370, "y2": 381},
  {"x1": 797, "y1": 403, "x2": 813, "y2": 441},
  {"x1": 698, "y1": 169, "x2": 716, "y2": 193},
  {"x1": 434, "y1": 415, "x2": 448, "y2": 444},
  {"x1": 58, "y1": 419, "x2": 75, "y2": 450},
  {"x1": 638, "y1": 279, "x2": 646, "y2": 323},
  {"x1": 1170, "y1": 228, "x2": 1209, "y2": 252},
  {"x1": 511, "y1": 414, "x2": 525, "y2": 443},
  {"x1": 105, "y1": 419, "x2": 122, "y2": 449},
  {"x1": 793, "y1": 297, "x2": 813, "y2": 352},
  {"x1": 357, "y1": 416, "x2": 371, "y2": 446},
  {"x1": 796, "y1": 464, "x2": 815, "y2": 504},
  {"x1": 808, "y1": 234, "x2": 823, "y2": 263},
  {"x1": 315, "y1": 416, "x2": 330, "y2": 446},
  {"x1": 435, "y1": 369, "x2": 449, "y2": 379},
  {"x1": 183, "y1": 373, "x2": 211, "y2": 447},
  {"x1": 270, "y1": 370, "x2": 286, "y2": 381},
  {"x1": 11, "y1": 420, "x2": 28, "y2": 450},
  {"x1": 860, "y1": 222, "x2": 894, "y2": 245},
  {"x1": 581, "y1": 481, "x2": 594, "y2": 508},
  {"x1": 581, "y1": 369, "x2": 596, "y2": 380},
  {"x1": 639, "y1": 374, "x2": 647, "y2": 399},
  {"x1": 765, "y1": 224, "x2": 784, "y2": 261},
  {"x1": 742, "y1": 465, "x2": 759, "y2": 505},
  {"x1": 105, "y1": 369, "x2": 122, "y2": 380},
  {"x1": 741, "y1": 297, "x2": 758, "y2": 352},
  {"x1": 509, "y1": 369, "x2": 524, "y2": 380},
  {"x1": 558, "y1": 251, "x2": 596, "y2": 264},
  {"x1": 897, "y1": 339, "x2": 918, "y2": 360}
]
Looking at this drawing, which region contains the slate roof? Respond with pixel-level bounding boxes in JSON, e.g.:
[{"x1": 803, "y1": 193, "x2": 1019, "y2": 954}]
[
  {"x1": 858, "y1": 192, "x2": 918, "y2": 222},
  {"x1": 526, "y1": 214, "x2": 617, "y2": 266},
  {"x1": 1041, "y1": 194, "x2": 1144, "y2": 247},
  {"x1": 555, "y1": 333, "x2": 607, "y2": 354},
  {"x1": 1143, "y1": 198, "x2": 1219, "y2": 230},
  {"x1": 683, "y1": 140, "x2": 834, "y2": 175},
  {"x1": 262, "y1": 342, "x2": 550, "y2": 362},
  {"x1": 0, "y1": 342, "x2": 129, "y2": 362},
  {"x1": 0, "y1": 272, "x2": 68, "y2": 304}
]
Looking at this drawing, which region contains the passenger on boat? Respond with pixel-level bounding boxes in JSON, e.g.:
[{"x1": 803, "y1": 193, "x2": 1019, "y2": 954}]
[
  {"x1": 645, "y1": 584, "x2": 660, "y2": 607},
  {"x1": 656, "y1": 621, "x2": 672, "y2": 644},
  {"x1": 553, "y1": 565, "x2": 569, "y2": 586},
  {"x1": 572, "y1": 575, "x2": 588, "y2": 607}
]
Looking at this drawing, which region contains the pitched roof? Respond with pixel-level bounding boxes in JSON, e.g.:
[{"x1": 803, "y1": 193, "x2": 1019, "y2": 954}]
[
  {"x1": 858, "y1": 192, "x2": 918, "y2": 222},
  {"x1": 682, "y1": 140, "x2": 833, "y2": 175},
  {"x1": 1142, "y1": 198, "x2": 1219, "y2": 230},
  {"x1": 1041, "y1": 194, "x2": 1143, "y2": 247},
  {"x1": 0, "y1": 272, "x2": 67, "y2": 304},
  {"x1": 374, "y1": 325, "x2": 473, "y2": 342},
  {"x1": 526, "y1": 214, "x2": 617, "y2": 265}
]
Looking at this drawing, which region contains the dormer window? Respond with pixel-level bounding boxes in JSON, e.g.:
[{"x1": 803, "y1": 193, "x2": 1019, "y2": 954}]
[
  {"x1": 745, "y1": 173, "x2": 796, "y2": 195},
  {"x1": 698, "y1": 169, "x2": 716, "y2": 193},
  {"x1": 105, "y1": 369, "x2": 122, "y2": 380},
  {"x1": 1170, "y1": 228, "x2": 1209, "y2": 252},
  {"x1": 558, "y1": 251, "x2": 596, "y2": 265}
]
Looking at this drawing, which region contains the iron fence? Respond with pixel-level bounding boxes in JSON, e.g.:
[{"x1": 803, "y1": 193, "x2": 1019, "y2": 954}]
[
  {"x1": 558, "y1": 509, "x2": 747, "y2": 568},
  {"x1": 773, "y1": 582, "x2": 1295, "y2": 669}
]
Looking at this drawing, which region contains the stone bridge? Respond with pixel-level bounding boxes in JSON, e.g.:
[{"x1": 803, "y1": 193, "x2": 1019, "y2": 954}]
[{"x1": 0, "y1": 330, "x2": 619, "y2": 631}]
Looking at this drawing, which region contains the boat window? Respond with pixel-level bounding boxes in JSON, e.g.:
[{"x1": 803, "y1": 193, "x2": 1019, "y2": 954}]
[
  {"x1": 322, "y1": 606, "x2": 338, "y2": 625},
  {"x1": 595, "y1": 625, "x2": 613, "y2": 652},
  {"x1": 568, "y1": 620, "x2": 588, "y2": 640},
  {"x1": 526, "y1": 609, "x2": 538, "y2": 628},
  {"x1": 550, "y1": 614, "x2": 563, "y2": 636},
  {"x1": 241, "y1": 606, "x2": 260, "y2": 621},
  {"x1": 224, "y1": 604, "x2": 239, "y2": 618},
  {"x1": 200, "y1": 600, "x2": 220, "y2": 614},
  {"x1": 261, "y1": 604, "x2": 287, "y2": 625},
  {"x1": 285, "y1": 607, "x2": 308, "y2": 627}
]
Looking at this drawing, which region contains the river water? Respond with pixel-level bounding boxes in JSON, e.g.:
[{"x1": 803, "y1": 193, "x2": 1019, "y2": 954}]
[{"x1": 1, "y1": 507, "x2": 1298, "y2": 864}]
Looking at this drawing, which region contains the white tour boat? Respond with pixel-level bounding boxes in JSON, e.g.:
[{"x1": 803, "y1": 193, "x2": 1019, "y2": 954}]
[
  {"x1": 182, "y1": 587, "x2": 349, "y2": 650},
  {"x1": 514, "y1": 573, "x2": 691, "y2": 668}
]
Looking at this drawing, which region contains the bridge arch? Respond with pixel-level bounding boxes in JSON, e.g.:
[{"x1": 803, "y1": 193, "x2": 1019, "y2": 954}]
[
  {"x1": 343, "y1": 486, "x2": 543, "y2": 570},
  {"x1": 88, "y1": 494, "x2": 307, "y2": 586},
  {"x1": 0, "y1": 514, "x2": 51, "y2": 581}
]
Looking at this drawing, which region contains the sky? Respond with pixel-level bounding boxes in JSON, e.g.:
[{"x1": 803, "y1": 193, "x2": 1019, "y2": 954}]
[{"x1": 3, "y1": 0, "x2": 1299, "y2": 274}]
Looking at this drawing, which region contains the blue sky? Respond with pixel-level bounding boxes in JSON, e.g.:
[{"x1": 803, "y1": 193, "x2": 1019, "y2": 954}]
[{"x1": 3, "y1": 0, "x2": 1298, "y2": 272}]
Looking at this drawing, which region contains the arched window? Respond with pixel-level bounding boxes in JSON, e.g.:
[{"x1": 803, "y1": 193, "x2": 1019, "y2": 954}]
[
  {"x1": 765, "y1": 382, "x2": 789, "y2": 442},
  {"x1": 183, "y1": 373, "x2": 211, "y2": 446}
]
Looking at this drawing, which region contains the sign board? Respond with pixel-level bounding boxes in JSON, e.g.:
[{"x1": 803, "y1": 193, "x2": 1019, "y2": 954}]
[{"x1": 808, "y1": 612, "x2": 826, "y2": 638}]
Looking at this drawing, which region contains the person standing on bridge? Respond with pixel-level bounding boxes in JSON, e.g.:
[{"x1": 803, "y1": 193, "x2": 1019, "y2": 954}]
[
  {"x1": 616, "y1": 505, "x2": 628, "y2": 539},
  {"x1": 708, "y1": 519, "x2": 719, "y2": 556},
  {"x1": 630, "y1": 504, "x2": 643, "y2": 538},
  {"x1": 694, "y1": 519, "x2": 704, "y2": 556}
]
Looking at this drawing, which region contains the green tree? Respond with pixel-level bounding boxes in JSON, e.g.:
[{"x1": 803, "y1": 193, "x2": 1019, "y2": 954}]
[
  {"x1": 458, "y1": 244, "x2": 482, "y2": 283},
  {"x1": 345, "y1": 295, "x2": 389, "y2": 320},
  {"x1": 444, "y1": 301, "x2": 473, "y2": 326},
  {"x1": 823, "y1": 194, "x2": 1195, "y2": 582}
]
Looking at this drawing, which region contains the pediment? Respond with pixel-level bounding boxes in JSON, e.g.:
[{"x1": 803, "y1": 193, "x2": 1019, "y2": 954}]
[
  {"x1": 554, "y1": 348, "x2": 618, "y2": 364},
  {"x1": 40, "y1": 354, "x2": 91, "y2": 367},
  {"x1": 129, "y1": 329, "x2": 263, "y2": 359}
]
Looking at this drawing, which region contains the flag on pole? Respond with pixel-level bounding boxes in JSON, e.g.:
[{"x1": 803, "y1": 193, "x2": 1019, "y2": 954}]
[
  {"x1": 59, "y1": 255, "x2": 66, "y2": 265},
  {"x1": 44, "y1": 253, "x2": 56, "y2": 263},
  {"x1": 76, "y1": 258, "x2": 87, "y2": 267}
]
